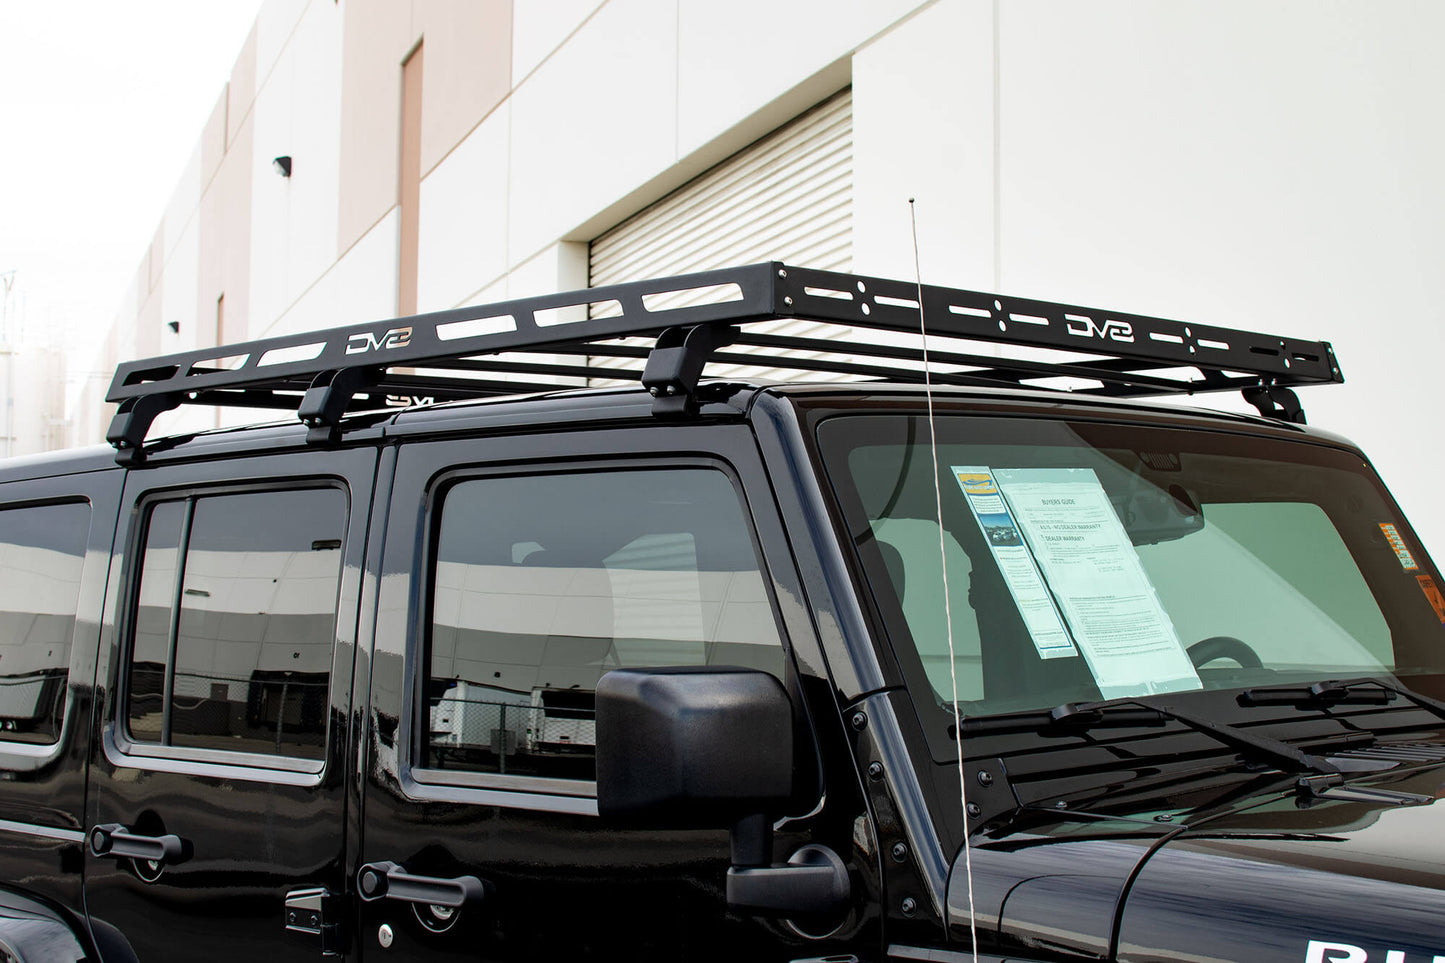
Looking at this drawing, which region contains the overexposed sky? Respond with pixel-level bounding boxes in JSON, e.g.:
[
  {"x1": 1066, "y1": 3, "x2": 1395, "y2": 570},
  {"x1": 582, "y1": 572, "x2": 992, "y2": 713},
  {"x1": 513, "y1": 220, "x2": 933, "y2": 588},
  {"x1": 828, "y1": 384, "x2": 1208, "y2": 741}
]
[{"x1": 0, "y1": 1, "x2": 264, "y2": 382}]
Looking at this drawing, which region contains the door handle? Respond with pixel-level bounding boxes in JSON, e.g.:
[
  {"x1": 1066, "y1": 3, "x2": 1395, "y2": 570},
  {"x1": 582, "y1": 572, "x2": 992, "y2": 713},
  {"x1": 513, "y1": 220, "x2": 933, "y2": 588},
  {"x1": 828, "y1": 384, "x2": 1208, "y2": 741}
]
[
  {"x1": 356, "y1": 861, "x2": 486, "y2": 907},
  {"x1": 88, "y1": 823, "x2": 189, "y2": 865}
]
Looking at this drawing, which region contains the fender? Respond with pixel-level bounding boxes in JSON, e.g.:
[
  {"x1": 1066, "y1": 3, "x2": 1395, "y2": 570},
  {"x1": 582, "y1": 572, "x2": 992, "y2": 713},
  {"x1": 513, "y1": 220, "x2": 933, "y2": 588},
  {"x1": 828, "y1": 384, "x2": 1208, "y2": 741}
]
[{"x1": 0, "y1": 890, "x2": 90, "y2": 963}]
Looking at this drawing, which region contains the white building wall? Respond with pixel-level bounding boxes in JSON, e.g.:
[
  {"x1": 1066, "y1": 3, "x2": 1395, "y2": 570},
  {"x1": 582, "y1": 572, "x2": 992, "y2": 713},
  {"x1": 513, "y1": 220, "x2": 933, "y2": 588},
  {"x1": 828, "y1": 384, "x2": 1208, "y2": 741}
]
[{"x1": 85, "y1": 0, "x2": 1444, "y2": 554}]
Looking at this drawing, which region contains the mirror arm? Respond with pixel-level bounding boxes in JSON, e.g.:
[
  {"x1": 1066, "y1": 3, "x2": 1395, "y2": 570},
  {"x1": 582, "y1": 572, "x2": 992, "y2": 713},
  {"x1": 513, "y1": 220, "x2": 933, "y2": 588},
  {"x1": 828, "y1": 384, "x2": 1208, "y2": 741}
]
[{"x1": 730, "y1": 813, "x2": 772, "y2": 868}]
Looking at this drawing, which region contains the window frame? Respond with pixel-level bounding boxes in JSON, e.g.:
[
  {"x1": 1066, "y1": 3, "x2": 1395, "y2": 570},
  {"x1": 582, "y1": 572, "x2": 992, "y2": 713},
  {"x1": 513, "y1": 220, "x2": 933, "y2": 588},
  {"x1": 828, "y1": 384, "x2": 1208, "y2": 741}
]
[
  {"x1": 404, "y1": 455, "x2": 791, "y2": 802},
  {"x1": 113, "y1": 477, "x2": 352, "y2": 778}
]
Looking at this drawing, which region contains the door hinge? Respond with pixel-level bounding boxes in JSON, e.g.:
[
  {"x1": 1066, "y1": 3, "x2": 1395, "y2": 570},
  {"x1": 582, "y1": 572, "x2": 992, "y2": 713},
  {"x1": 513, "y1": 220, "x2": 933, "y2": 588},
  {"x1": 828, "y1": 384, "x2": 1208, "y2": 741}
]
[{"x1": 286, "y1": 887, "x2": 346, "y2": 956}]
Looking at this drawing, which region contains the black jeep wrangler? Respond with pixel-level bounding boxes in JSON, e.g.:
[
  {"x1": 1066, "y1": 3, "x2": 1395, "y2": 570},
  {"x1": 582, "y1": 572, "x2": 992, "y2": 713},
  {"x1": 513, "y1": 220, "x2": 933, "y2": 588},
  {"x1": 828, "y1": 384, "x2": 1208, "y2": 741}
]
[{"x1": 0, "y1": 263, "x2": 1439, "y2": 963}]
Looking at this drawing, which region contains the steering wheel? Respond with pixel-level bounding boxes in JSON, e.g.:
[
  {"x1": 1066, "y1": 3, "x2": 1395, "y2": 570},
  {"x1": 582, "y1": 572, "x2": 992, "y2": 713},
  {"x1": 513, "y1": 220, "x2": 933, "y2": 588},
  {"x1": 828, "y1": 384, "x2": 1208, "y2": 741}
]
[{"x1": 1187, "y1": 635, "x2": 1263, "y2": 670}]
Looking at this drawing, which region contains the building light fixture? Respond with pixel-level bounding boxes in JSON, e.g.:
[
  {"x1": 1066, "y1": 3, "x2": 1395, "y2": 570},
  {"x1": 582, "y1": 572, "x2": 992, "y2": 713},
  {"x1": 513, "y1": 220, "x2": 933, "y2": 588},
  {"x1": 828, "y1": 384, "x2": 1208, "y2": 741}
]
[{"x1": 273, "y1": 155, "x2": 293, "y2": 178}]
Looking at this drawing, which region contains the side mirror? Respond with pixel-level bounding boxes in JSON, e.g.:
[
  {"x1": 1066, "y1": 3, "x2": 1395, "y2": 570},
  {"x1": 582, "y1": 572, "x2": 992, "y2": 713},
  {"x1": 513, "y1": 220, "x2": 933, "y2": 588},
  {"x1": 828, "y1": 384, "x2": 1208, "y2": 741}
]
[
  {"x1": 596, "y1": 667, "x2": 849, "y2": 919},
  {"x1": 595, "y1": 666, "x2": 793, "y2": 826}
]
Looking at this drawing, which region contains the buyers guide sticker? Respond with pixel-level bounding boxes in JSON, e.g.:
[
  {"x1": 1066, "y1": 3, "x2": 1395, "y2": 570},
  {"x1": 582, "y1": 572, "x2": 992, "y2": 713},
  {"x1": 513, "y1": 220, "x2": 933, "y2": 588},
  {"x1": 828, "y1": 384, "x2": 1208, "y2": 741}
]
[
  {"x1": 951, "y1": 468, "x2": 1077, "y2": 659},
  {"x1": 1380, "y1": 523, "x2": 1419, "y2": 570},
  {"x1": 991, "y1": 468, "x2": 1202, "y2": 699}
]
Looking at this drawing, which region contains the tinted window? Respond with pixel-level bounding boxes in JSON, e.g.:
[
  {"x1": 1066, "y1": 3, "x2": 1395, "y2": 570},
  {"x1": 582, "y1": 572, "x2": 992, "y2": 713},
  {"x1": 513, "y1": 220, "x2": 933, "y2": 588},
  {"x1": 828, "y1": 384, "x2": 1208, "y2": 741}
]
[
  {"x1": 0, "y1": 502, "x2": 89, "y2": 744},
  {"x1": 126, "y1": 488, "x2": 347, "y2": 760},
  {"x1": 426, "y1": 468, "x2": 783, "y2": 781}
]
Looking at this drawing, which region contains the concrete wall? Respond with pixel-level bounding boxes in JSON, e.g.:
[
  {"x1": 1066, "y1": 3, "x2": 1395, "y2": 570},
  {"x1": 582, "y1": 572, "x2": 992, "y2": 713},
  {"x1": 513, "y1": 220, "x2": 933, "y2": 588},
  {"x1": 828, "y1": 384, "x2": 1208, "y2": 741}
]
[{"x1": 81, "y1": 0, "x2": 1444, "y2": 553}]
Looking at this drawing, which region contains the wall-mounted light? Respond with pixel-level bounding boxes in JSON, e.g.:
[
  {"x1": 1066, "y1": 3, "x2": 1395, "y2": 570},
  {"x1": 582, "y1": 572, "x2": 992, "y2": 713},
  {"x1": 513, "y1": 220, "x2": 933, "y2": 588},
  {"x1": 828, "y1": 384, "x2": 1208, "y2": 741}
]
[
  {"x1": 273, "y1": 155, "x2": 293, "y2": 178},
  {"x1": 166, "y1": 320, "x2": 180, "y2": 333}
]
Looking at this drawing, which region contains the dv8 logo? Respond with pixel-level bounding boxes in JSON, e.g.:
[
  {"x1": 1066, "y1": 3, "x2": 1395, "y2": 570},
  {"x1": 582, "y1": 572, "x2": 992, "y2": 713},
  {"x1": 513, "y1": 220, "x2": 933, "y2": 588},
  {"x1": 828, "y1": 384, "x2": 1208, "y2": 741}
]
[
  {"x1": 1064, "y1": 315, "x2": 1134, "y2": 343},
  {"x1": 345, "y1": 326, "x2": 413, "y2": 355},
  {"x1": 1308, "y1": 939, "x2": 1445, "y2": 962}
]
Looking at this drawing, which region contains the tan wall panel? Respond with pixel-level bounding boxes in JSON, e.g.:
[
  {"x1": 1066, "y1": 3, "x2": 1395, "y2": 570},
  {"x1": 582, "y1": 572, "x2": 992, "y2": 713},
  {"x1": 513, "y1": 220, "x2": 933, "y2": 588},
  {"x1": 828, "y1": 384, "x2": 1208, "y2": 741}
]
[
  {"x1": 136, "y1": 280, "x2": 162, "y2": 363},
  {"x1": 413, "y1": 0, "x2": 512, "y2": 176},
  {"x1": 398, "y1": 44, "x2": 425, "y2": 316},
  {"x1": 338, "y1": 0, "x2": 416, "y2": 256},
  {"x1": 201, "y1": 89, "x2": 228, "y2": 189},
  {"x1": 227, "y1": 23, "x2": 258, "y2": 147},
  {"x1": 197, "y1": 119, "x2": 253, "y2": 348}
]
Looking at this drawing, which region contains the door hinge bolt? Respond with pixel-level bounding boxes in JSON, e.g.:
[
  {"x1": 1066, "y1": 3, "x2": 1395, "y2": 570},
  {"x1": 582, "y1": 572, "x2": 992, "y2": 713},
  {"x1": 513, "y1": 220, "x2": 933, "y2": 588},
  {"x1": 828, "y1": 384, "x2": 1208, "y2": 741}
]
[
  {"x1": 851, "y1": 711, "x2": 867, "y2": 731},
  {"x1": 866, "y1": 761, "x2": 883, "y2": 781},
  {"x1": 901, "y1": 897, "x2": 917, "y2": 916},
  {"x1": 890, "y1": 842, "x2": 908, "y2": 862}
]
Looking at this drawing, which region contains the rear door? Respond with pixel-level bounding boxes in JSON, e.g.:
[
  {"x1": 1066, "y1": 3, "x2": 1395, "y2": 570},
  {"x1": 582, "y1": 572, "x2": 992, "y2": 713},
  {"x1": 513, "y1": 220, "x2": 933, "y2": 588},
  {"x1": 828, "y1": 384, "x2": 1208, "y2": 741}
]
[
  {"x1": 84, "y1": 447, "x2": 377, "y2": 961},
  {"x1": 356, "y1": 422, "x2": 825, "y2": 961}
]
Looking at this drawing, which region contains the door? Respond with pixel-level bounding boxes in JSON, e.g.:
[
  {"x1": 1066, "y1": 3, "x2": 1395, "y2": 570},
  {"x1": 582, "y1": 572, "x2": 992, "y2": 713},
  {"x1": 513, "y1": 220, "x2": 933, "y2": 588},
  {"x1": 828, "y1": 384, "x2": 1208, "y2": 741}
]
[
  {"x1": 84, "y1": 447, "x2": 377, "y2": 962},
  {"x1": 356, "y1": 423, "x2": 830, "y2": 961}
]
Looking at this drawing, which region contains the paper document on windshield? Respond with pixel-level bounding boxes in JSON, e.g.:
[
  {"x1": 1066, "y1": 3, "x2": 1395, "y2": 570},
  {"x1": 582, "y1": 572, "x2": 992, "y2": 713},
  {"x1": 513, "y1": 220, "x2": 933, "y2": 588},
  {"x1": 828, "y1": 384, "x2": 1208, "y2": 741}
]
[
  {"x1": 992, "y1": 468, "x2": 1202, "y2": 699},
  {"x1": 951, "y1": 468, "x2": 1077, "y2": 659}
]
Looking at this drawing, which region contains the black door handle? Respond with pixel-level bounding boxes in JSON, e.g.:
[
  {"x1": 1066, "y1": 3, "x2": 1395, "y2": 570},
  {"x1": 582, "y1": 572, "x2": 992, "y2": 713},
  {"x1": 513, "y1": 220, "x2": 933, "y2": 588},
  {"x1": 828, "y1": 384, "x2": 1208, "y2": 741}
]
[
  {"x1": 356, "y1": 861, "x2": 486, "y2": 907},
  {"x1": 88, "y1": 823, "x2": 189, "y2": 865}
]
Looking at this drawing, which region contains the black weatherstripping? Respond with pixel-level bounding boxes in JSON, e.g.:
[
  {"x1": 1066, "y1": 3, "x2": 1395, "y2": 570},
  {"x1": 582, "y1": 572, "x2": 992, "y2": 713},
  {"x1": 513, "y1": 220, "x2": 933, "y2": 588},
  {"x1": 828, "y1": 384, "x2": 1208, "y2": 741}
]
[{"x1": 104, "y1": 263, "x2": 1342, "y2": 462}]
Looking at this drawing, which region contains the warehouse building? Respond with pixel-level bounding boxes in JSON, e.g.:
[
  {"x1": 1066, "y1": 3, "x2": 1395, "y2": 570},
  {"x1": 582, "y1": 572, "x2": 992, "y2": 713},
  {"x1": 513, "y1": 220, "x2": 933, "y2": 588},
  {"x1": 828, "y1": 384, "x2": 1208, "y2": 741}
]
[{"x1": 76, "y1": 0, "x2": 1445, "y2": 550}]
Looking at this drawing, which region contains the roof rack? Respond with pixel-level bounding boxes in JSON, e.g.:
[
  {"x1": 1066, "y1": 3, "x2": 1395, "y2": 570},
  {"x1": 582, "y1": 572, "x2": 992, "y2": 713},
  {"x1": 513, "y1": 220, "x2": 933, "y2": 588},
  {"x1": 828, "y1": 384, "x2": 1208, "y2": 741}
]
[{"x1": 105, "y1": 262, "x2": 1342, "y2": 463}]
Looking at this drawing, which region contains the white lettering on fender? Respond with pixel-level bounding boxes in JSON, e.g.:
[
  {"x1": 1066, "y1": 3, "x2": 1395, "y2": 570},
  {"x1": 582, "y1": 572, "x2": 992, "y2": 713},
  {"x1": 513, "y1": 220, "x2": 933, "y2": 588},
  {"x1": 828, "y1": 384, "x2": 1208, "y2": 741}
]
[
  {"x1": 1307, "y1": 942, "x2": 1367, "y2": 963},
  {"x1": 345, "y1": 326, "x2": 413, "y2": 355},
  {"x1": 1064, "y1": 314, "x2": 1135, "y2": 343},
  {"x1": 1306, "y1": 940, "x2": 1445, "y2": 963}
]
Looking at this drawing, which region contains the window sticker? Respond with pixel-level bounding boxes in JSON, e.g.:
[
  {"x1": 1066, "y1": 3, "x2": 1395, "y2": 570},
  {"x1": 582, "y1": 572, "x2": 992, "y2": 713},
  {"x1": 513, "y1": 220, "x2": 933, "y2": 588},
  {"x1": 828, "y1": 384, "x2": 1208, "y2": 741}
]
[
  {"x1": 991, "y1": 468, "x2": 1202, "y2": 700},
  {"x1": 951, "y1": 468, "x2": 1077, "y2": 660},
  {"x1": 1418, "y1": 576, "x2": 1445, "y2": 625},
  {"x1": 1379, "y1": 523, "x2": 1419, "y2": 571}
]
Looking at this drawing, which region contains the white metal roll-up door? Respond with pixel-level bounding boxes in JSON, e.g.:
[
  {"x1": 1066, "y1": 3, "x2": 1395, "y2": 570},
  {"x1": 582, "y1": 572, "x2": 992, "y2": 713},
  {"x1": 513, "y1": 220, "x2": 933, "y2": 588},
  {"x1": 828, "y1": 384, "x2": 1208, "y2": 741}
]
[
  {"x1": 587, "y1": 90, "x2": 852, "y2": 379},
  {"x1": 589, "y1": 88, "x2": 851, "y2": 307}
]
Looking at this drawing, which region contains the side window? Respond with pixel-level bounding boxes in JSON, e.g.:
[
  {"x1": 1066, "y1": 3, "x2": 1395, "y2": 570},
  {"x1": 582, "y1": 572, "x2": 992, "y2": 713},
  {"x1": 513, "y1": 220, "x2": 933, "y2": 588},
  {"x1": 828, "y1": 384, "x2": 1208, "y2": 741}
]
[
  {"x1": 0, "y1": 502, "x2": 89, "y2": 745},
  {"x1": 125, "y1": 487, "x2": 348, "y2": 762},
  {"x1": 425, "y1": 467, "x2": 783, "y2": 782}
]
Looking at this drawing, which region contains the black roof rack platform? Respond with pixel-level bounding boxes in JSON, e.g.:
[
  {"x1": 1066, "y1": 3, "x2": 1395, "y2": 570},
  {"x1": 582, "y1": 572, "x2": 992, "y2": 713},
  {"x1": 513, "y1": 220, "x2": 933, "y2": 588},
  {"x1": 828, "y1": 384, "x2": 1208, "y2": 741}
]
[{"x1": 105, "y1": 262, "x2": 1343, "y2": 463}]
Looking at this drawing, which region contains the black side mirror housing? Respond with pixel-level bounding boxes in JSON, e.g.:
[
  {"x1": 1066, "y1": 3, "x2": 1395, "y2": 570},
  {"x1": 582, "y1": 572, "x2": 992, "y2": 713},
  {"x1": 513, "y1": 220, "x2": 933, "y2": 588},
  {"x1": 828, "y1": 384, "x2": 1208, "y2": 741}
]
[
  {"x1": 595, "y1": 666, "x2": 793, "y2": 826},
  {"x1": 596, "y1": 666, "x2": 849, "y2": 920}
]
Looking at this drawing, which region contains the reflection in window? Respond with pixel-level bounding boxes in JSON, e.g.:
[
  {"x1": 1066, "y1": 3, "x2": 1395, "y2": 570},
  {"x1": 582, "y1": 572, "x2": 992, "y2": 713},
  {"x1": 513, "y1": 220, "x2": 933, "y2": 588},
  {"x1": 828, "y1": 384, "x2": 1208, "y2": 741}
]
[
  {"x1": 125, "y1": 488, "x2": 346, "y2": 760},
  {"x1": 0, "y1": 502, "x2": 89, "y2": 744},
  {"x1": 427, "y1": 469, "x2": 783, "y2": 781}
]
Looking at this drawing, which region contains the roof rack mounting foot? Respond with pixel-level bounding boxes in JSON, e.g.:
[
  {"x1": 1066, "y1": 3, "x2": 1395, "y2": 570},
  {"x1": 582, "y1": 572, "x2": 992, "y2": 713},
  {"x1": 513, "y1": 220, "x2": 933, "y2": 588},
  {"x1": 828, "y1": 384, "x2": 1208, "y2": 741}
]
[
  {"x1": 642, "y1": 324, "x2": 736, "y2": 417},
  {"x1": 107, "y1": 392, "x2": 184, "y2": 466},
  {"x1": 299, "y1": 366, "x2": 382, "y2": 444},
  {"x1": 1242, "y1": 384, "x2": 1307, "y2": 425}
]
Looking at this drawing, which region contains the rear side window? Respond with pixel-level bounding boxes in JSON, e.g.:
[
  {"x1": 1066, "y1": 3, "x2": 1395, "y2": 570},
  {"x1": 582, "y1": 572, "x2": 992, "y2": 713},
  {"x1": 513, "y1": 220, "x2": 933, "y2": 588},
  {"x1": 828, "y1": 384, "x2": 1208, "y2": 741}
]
[
  {"x1": 126, "y1": 487, "x2": 347, "y2": 761},
  {"x1": 425, "y1": 468, "x2": 783, "y2": 783},
  {"x1": 0, "y1": 502, "x2": 89, "y2": 745}
]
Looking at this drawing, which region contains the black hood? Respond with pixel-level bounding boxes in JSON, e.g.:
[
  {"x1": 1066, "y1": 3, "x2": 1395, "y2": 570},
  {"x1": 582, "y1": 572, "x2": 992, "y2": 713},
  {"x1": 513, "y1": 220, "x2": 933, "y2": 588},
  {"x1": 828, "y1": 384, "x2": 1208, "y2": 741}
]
[{"x1": 946, "y1": 751, "x2": 1445, "y2": 962}]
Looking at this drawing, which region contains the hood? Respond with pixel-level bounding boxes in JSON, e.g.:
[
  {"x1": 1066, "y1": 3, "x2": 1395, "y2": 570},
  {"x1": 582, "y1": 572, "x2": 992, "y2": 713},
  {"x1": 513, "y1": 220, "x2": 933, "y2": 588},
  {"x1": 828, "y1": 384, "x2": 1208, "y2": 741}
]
[{"x1": 946, "y1": 753, "x2": 1445, "y2": 962}]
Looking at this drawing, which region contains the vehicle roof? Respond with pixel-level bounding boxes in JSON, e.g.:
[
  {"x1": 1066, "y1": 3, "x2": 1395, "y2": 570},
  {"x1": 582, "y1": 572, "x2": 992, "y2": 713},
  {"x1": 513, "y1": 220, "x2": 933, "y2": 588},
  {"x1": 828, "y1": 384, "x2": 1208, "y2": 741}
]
[{"x1": 1, "y1": 379, "x2": 1363, "y2": 484}]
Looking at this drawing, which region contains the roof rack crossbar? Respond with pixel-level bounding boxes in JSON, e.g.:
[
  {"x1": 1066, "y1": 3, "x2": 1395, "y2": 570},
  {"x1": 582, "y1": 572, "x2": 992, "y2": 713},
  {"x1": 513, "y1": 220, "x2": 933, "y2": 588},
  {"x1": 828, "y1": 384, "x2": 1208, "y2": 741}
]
[{"x1": 104, "y1": 262, "x2": 1343, "y2": 458}]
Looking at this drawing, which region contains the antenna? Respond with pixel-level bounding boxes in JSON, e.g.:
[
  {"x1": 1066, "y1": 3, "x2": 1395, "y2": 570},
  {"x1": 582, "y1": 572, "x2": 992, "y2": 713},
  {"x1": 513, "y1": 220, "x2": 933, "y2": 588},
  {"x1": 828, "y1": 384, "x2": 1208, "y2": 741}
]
[{"x1": 909, "y1": 199, "x2": 979, "y2": 963}]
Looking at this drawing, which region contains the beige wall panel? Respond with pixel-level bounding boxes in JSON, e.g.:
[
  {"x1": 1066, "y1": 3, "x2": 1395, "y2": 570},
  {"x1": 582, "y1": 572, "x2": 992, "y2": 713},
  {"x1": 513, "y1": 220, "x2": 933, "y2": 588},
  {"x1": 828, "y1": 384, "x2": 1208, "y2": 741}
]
[
  {"x1": 227, "y1": 23, "x2": 259, "y2": 147},
  {"x1": 147, "y1": 226, "x2": 165, "y2": 296},
  {"x1": 201, "y1": 89, "x2": 229, "y2": 188},
  {"x1": 338, "y1": 0, "x2": 416, "y2": 256},
  {"x1": 197, "y1": 120, "x2": 254, "y2": 348},
  {"x1": 136, "y1": 280, "x2": 162, "y2": 363},
  {"x1": 413, "y1": 0, "x2": 512, "y2": 177}
]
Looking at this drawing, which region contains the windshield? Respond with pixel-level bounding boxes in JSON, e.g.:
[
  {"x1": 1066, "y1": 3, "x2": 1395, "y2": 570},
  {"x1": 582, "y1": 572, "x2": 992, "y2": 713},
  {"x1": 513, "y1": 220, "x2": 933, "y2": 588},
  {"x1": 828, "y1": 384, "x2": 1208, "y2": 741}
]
[{"x1": 817, "y1": 414, "x2": 1445, "y2": 721}]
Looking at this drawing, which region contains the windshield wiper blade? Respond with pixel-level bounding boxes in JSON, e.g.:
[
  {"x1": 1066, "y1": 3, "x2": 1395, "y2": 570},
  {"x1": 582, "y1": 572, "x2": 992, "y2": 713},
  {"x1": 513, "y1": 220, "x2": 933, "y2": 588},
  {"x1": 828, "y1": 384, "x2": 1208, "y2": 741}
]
[
  {"x1": 959, "y1": 698, "x2": 1339, "y2": 775},
  {"x1": 1240, "y1": 677, "x2": 1445, "y2": 722}
]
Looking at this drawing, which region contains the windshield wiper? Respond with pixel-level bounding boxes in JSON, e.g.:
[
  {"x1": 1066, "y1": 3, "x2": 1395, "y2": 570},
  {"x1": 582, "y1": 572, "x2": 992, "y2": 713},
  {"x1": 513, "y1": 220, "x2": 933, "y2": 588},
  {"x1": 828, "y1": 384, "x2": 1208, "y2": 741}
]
[
  {"x1": 959, "y1": 699, "x2": 1340, "y2": 775},
  {"x1": 1240, "y1": 677, "x2": 1445, "y2": 723}
]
